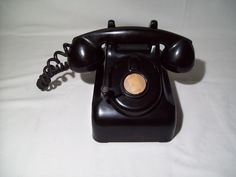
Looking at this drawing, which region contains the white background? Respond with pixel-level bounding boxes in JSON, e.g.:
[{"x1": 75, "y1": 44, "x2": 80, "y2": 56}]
[{"x1": 0, "y1": 0, "x2": 236, "y2": 177}]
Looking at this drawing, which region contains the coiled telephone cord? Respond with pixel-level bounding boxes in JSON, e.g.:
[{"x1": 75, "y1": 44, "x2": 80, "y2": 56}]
[{"x1": 36, "y1": 43, "x2": 71, "y2": 90}]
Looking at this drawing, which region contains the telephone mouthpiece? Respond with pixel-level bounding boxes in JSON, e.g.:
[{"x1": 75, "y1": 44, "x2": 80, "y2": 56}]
[{"x1": 161, "y1": 39, "x2": 195, "y2": 73}]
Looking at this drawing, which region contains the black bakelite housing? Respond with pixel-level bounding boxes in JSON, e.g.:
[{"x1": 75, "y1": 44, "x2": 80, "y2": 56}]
[
  {"x1": 66, "y1": 20, "x2": 194, "y2": 142},
  {"x1": 40, "y1": 20, "x2": 194, "y2": 142}
]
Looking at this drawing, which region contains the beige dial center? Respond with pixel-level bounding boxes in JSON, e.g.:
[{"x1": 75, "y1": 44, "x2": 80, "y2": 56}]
[{"x1": 123, "y1": 73, "x2": 147, "y2": 95}]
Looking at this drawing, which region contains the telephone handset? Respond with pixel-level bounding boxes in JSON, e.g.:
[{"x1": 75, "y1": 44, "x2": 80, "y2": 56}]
[
  {"x1": 37, "y1": 20, "x2": 195, "y2": 142},
  {"x1": 69, "y1": 24, "x2": 194, "y2": 73}
]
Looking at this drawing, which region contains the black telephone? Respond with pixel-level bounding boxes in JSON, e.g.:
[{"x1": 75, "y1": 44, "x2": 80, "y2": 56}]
[{"x1": 37, "y1": 20, "x2": 195, "y2": 142}]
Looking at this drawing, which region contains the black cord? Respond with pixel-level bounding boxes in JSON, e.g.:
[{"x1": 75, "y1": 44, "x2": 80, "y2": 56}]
[{"x1": 36, "y1": 43, "x2": 71, "y2": 91}]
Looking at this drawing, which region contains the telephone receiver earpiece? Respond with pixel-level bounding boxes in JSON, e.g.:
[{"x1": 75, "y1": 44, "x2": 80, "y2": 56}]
[
  {"x1": 68, "y1": 37, "x2": 104, "y2": 73},
  {"x1": 68, "y1": 26, "x2": 195, "y2": 73}
]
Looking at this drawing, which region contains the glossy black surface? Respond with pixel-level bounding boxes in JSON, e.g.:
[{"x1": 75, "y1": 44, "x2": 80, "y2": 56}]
[
  {"x1": 68, "y1": 37, "x2": 103, "y2": 72},
  {"x1": 161, "y1": 39, "x2": 195, "y2": 72},
  {"x1": 66, "y1": 20, "x2": 195, "y2": 142}
]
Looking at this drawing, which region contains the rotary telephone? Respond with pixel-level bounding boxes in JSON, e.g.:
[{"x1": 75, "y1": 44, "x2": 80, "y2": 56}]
[{"x1": 37, "y1": 20, "x2": 195, "y2": 142}]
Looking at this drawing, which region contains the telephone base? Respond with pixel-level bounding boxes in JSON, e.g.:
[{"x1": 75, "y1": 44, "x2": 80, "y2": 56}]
[{"x1": 92, "y1": 68, "x2": 177, "y2": 142}]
